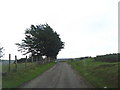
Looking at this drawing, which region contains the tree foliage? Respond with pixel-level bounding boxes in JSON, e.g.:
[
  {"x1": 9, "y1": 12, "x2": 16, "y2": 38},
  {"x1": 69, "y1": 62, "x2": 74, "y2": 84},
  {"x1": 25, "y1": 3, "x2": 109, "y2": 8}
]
[
  {"x1": 16, "y1": 23, "x2": 64, "y2": 59},
  {"x1": 0, "y1": 44, "x2": 4, "y2": 59}
]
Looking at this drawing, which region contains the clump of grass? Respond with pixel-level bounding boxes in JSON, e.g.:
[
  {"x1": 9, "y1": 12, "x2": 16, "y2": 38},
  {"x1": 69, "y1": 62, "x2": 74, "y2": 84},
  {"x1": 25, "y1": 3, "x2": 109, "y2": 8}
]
[
  {"x1": 68, "y1": 58, "x2": 118, "y2": 88},
  {"x1": 2, "y1": 62, "x2": 56, "y2": 88}
]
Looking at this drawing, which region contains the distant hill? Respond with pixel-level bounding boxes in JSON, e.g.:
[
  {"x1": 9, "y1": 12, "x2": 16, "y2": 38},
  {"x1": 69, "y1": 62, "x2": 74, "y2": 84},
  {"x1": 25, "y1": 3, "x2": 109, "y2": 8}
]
[
  {"x1": 57, "y1": 58, "x2": 75, "y2": 61},
  {"x1": 1, "y1": 60, "x2": 15, "y2": 65}
]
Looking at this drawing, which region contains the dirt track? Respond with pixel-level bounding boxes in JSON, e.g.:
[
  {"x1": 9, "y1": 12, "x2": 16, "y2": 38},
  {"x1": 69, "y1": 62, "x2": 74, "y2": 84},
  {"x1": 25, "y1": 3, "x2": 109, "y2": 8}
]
[{"x1": 19, "y1": 62, "x2": 93, "y2": 88}]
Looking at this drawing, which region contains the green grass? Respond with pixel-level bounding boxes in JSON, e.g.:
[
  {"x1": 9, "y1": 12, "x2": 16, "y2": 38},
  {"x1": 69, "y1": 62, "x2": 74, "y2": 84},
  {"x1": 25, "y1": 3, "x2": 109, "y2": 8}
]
[
  {"x1": 68, "y1": 58, "x2": 119, "y2": 88},
  {"x1": 2, "y1": 62, "x2": 56, "y2": 89},
  {"x1": 2, "y1": 62, "x2": 38, "y2": 73}
]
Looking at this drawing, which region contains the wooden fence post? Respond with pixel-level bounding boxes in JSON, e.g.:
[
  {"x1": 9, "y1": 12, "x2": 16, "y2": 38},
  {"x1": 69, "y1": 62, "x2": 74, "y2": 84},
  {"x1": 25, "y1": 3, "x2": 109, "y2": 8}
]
[
  {"x1": 38, "y1": 55, "x2": 40, "y2": 64},
  {"x1": 15, "y1": 55, "x2": 17, "y2": 72},
  {"x1": 31, "y1": 56, "x2": 33, "y2": 63},
  {"x1": 25, "y1": 56, "x2": 27, "y2": 68},
  {"x1": 49, "y1": 57, "x2": 50, "y2": 62},
  {"x1": 35, "y1": 55, "x2": 38, "y2": 63},
  {"x1": 8, "y1": 54, "x2": 11, "y2": 72},
  {"x1": 35, "y1": 56, "x2": 37, "y2": 63}
]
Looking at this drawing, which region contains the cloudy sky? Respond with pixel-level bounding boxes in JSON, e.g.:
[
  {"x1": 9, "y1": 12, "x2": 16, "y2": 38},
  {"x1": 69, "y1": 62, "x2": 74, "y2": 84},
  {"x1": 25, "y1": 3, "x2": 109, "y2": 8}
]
[{"x1": 0, "y1": 0, "x2": 118, "y2": 60}]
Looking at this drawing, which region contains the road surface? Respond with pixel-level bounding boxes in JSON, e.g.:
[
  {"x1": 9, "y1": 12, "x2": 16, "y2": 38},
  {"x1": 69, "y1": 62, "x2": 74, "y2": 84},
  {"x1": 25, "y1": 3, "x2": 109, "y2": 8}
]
[{"x1": 19, "y1": 62, "x2": 93, "y2": 88}]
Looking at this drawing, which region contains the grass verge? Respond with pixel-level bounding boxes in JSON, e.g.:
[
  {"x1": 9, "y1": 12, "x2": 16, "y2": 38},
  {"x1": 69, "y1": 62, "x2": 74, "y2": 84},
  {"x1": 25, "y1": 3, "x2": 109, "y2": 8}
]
[
  {"x1": 2, "y1": 62, "x2": 56, "y2": 89},
  {"x1": 67, "y1": 58, "x2": 119, "y2": 88}
]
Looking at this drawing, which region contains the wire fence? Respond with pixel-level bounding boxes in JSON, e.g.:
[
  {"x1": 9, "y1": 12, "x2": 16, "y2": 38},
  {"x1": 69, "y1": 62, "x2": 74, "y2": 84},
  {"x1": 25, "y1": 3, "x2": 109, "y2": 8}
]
[{"x1": 2, "y1": 54, "x2": 50, "y2": 75}]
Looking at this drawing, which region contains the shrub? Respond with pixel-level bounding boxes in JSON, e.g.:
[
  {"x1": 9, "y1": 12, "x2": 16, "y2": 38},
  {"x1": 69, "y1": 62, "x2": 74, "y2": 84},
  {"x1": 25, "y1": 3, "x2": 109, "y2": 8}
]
[{"x1": 95, "y1": 53, "x2": 119, "y2": 62}]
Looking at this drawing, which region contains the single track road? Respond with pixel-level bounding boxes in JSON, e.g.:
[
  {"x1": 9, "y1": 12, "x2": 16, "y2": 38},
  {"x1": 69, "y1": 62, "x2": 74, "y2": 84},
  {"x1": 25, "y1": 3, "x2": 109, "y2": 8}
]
[{"x1": 19, "y1": 62, "x2": 93, "y2": 88}]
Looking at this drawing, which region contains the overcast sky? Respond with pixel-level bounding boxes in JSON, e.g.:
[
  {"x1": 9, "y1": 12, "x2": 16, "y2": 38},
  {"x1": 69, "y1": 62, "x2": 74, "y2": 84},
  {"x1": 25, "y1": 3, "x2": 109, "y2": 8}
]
[{"x1": 0, "y1": 0, "x2": 118, "y2": 60}]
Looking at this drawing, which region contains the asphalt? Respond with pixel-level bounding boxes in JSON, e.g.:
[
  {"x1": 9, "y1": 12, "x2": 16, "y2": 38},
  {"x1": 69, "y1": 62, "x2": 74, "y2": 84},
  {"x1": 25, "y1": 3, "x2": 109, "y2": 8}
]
[{"x1": 19, "y1": 62, "x2": 93, "y2": 88}]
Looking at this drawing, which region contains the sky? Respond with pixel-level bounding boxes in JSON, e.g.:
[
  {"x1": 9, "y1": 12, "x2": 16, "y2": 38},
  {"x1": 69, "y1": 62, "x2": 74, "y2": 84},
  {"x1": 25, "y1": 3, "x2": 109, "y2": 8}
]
[{"x1": 0, "y1": 0, "x2": 118, "y2": 60}]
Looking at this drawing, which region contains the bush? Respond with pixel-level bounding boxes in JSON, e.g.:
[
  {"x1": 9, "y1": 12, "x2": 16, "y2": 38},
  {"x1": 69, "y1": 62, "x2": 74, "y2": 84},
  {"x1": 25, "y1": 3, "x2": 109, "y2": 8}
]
[{"x1": 95, "y1": 53, "x2": 119, "y2": 62}]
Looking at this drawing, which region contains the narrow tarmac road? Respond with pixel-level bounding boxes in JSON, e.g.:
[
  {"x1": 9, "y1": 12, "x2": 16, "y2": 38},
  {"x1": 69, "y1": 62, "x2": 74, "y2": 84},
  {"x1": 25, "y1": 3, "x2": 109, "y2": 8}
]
[{"x1": 19, "y1": 62, "x2": 93, "y2": 88}]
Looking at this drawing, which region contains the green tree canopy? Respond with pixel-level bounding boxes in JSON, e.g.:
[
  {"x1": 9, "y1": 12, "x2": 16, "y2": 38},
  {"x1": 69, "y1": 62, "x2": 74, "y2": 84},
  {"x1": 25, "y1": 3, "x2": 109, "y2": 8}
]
[
  {"x1": 16, "y1": 23, "x2": 64, "y2": 59},
  {"x1": 0, "y1": 44, "x2": 4, "y2": 59}
]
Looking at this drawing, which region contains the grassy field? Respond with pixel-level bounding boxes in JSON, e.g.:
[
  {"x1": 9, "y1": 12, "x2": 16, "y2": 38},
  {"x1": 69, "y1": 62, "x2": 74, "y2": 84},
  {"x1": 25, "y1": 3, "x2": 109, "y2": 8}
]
[
  {"x1": 2, "y1": 62, "x2": 38, "y2": 73},
  {"x1": 68, "y1": 58, "x2": 119, "y2": 88},
  {"x1": 2, "y1": 62, "x2": 56, "y2": 89}
]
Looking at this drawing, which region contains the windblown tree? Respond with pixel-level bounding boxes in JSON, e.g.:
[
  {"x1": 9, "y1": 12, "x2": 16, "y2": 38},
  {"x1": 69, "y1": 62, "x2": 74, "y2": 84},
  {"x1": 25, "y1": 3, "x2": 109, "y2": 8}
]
[
  {"x1": 0, "y1": 44, "x2": 4, "y2": 59},
  {"x1": 16, "y1": 23, "x2": 64, "y2": 61}
]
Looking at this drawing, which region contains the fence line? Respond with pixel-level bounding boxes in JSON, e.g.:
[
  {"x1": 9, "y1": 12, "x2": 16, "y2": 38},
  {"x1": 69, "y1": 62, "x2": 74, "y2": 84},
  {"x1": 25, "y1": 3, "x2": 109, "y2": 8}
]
[{"x1": 2, "y1": 54, "x2": 54, "y2": 74}]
